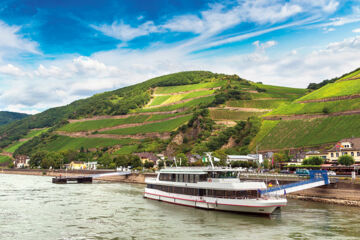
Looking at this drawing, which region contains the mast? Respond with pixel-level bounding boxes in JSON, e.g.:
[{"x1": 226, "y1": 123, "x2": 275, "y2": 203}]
[{"x1": 206, "y1": 152, "x2": 215, "y2": 169}]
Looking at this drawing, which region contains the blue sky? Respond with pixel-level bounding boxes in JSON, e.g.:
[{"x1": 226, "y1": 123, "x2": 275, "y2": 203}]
[{"x1": 1, "y1": 0, "x2": 360, "y2": 113}]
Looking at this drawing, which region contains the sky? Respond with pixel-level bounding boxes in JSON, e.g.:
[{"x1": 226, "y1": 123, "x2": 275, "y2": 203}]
[{"x1": 1, "y1": 0, "x2": 360, "y2": 114}]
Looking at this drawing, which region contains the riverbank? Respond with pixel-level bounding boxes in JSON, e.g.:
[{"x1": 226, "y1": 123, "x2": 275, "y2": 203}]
[{"x1": 2, "y1": 168, "x2": 360, "y2": 207}]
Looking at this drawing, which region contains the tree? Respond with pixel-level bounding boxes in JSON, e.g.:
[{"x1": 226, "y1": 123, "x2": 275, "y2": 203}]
[
  {"x1": 176, "y1": 153, "x2": 188, "y2": 166},
  {"x1": 144, "y1": 161, "x2": 154, "y2": 169},
  {"x1": 114, "y1": 155, "x2": 130, "y2": 167},
  {"x1": 98, "y1": 153, "x2": 112, "y2": 168},
  {"x1": 129, "y1": 155, "x2": 142, "y2": 168},
  {"x1": 303, "y1": 156, "x2": 324, "y2": 165},
  {"x1": 158, "y1": 160, "x2": 164, "y2": 169},
  {"x1": 338, "y1": 155, "x2": 355, "y2": 166},
  {"x1": 30, "y1": 151, "x2": 48, "y2": 168},
  {"x1": 263, "y1": 159, "x2": 270, "y2": 169},
  {"x1": 213, "y1": 149, "x2": 227, "y2": 166},
  {"x1": 273, "y1": 153, "x2": 287, "y2": 163}
]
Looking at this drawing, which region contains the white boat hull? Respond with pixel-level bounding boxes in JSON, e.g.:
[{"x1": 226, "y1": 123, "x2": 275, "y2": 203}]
[{"x1": 144, "y1": 188, "x2": 287, "y2": 215}]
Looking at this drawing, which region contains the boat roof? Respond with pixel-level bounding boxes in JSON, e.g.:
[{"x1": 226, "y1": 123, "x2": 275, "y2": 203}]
[{"x1": 159, "y1": 167, "x2": 245, "y2": 174}]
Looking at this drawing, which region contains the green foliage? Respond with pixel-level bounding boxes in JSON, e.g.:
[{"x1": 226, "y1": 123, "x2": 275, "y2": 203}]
[
  {"x1": 307, "y1": 79, "x2": 337, "y2": 90},
  {"x1": 209, "y1": 109, "x2": 264, "y2": 120},
  {"x1": 4, "y1": 128, "x2": 49, "y2": 153},
  {"x1": 258, "y1": 115, "x2": 360, "y2": 150},
  {"x1": 101, "y1": 115, "x2": 193, "y2": 135},
  {"x1": 338, "y1": 155, "x2": 355, "y2": 166},
  {"x1": 273, "y1": 153, "x2": 288, "y2": 162},
  {"x1": 298, "y1": 79, "x2": 360, "y2": 101},
  {"x1": 0, "y1": 155, "x2": 11, "y2": 165},
  {"x1": 97, "y1": 153, "x2": 113, "y2": 168},
  {"x1": 0, "y1": 71, "x2": 220, "y2": 148},
  {"x1": 203, "y1": 117, "x2": 261, "y2": 153},
  {"x1": 0, "y1": 111, "x2": 29, "y2": 126},
  {"x1": 230, "y1": 161, "x2": 257, "y2": 168},
  {"x1": 149, "y1": 90, "x2": 215, "y2": 107},
  {"x1": 322, "y1": 107, "x2": 330, "y2": 114},
  {"x1": 155, "y1": 80, "x2": 226, "y2": 94},
  {"x1": 268, "y1": 98, "x2": 360, "y2": 116},
  {"x1": 113, "y1": 154, "x2": 142, "y2": 168},
  {"x1": 303, "y1": 156, "x2": 324, "y2": 165},
  {"x1": 15, "y1": 134, "x2": 134, "y2": 155},
  {"x1": 152, "y1": 71, "x2": 216, "y2": 87},
  {"x1": 30, "y1": 151, "x2": 65, "y2": 169},
  {"x1": 144, "y1": 161, "x2": 154, "y2": 168},
  {"x1": 227, "y1": 99, "x2": 290, "y2": 109},
  {"x1": 135, "y1": 95, "x2": 215, "y2": 113}
]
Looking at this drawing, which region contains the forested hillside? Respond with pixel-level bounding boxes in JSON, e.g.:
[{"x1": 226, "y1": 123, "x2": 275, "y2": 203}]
[
  {"x1": 0, "y1": 111, "x2": 29, "y2": 126},
  {"x1": 1, "y1": 71, "x2": 306, "y2": 164}
]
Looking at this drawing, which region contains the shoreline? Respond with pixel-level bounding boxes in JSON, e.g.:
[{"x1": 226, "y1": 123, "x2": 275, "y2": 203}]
[{"x1": 2, "y1": 169, "x2": 360, "y2": 207}]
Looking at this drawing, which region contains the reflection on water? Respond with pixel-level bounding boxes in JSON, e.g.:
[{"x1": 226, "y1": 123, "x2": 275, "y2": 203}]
[{"x1": 1, "y1": 174, "x2": 360, "y2": 240}]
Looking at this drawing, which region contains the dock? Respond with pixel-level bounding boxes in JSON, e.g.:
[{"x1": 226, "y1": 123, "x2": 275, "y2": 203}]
[
  {"x1": 51, "y1": 171, "x2": 131, "y2": 184},
  {"x1": 52, "y1": 176, "x2": 93, "y2": 184}
]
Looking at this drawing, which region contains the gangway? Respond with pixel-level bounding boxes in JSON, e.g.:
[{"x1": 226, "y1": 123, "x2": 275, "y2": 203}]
[
  {"x1": 91, "y1": 171, "x2": 131, "y2": 179},
  {"x1": 260, "y1": 170, "x2": 330, "y2": 196}
]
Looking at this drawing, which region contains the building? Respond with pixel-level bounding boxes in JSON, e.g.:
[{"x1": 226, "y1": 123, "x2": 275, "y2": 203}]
[
  {"x1": 68, "y1": 161, "x2": 86, "y2": 170},
  {"x1": 247, "y1": 154, "x2": 264, "y2": 165},
  {"x1": 14, "y1": 155, "x2": 30, "y2": 168},
  {"x1": 85, "y1": 161, "x2": 97, "y2": 170},
  {"x1": 134, "y1": 152, "x2": 159, "y2": 165},
  {"x1": 327, "y1": 138, "x2": 360, "y2": 163},
  {"x1": 304, "y1": 151, "x2": 328, "y2": 161},
  {"x1": 226, "y1": 155, "x2": 257, "y2": 163}
]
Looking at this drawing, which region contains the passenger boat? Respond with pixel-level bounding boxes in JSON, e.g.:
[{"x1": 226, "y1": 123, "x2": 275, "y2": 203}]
[{"x1": 144, "y1": 167, "x2": 287, "y2": 215}]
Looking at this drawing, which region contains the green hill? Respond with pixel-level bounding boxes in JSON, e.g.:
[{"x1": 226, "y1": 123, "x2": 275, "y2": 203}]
[
  {"x1": 253, "y1": 71, "x2": 360, "y2": 151},
  {"x1": 0, "y1": 111, "x2": 29, "y2": 126},
  {"x1": 8, "y1": 70, "x2": 352, "y2": 165}
]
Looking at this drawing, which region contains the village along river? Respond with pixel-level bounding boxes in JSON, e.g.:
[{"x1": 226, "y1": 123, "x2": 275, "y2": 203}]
[{"x1": 1, "y1": 174, "x2": 360, "y2": 240}]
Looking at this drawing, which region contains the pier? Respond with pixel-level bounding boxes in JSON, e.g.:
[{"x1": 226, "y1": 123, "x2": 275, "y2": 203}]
[{"x1": 51, "y1": 171, "x2": 131, "y2": 184}]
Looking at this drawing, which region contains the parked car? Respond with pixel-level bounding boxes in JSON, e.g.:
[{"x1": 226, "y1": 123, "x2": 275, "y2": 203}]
[{"x1": 327, "y1": 171, "x2": 337, "y2": 176}]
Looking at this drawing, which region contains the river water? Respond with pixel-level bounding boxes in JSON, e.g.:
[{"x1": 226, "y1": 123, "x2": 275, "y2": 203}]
[{"x1": 1, "y1": 174, "x2": 360, "y2": 240}]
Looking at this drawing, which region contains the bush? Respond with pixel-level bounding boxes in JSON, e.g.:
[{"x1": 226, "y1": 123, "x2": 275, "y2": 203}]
[
  {"x1": 338, "y1": 155, "x2": 355, "y2": 166},
  {"x1": 322, "y1": 107, "x2": 330, "y2": 114}
]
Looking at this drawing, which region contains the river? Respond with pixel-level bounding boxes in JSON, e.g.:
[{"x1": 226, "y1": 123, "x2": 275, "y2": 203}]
[{"x1": 1, "y1": 174, "x2": 359, "y2": 240}]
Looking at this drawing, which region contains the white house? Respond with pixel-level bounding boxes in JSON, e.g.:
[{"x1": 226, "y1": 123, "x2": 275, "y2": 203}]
[
  {"x1": 327, "y1": 138, "x2": 360, "y2": 163},
  {"x1": 226, "y1": 155, "x2": 257, "y2": 163},
  {"x1": 85, "y1": 161, "x2": 98, "y2": 170}
]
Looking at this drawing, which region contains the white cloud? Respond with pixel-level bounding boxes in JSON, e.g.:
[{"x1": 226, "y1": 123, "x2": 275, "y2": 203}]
[
  {"x1": 0, "y1": 64, "x2": 25, "y2": 76},
  {"x1": 353, "y1": 28, "x2": 360, "y2": 33},
  {"x1": 0, "y1": 20, "x2": 39, "y2": 54},
  {"x1": 91, "y1": 20, "x2": 160, "y2": 41}
]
